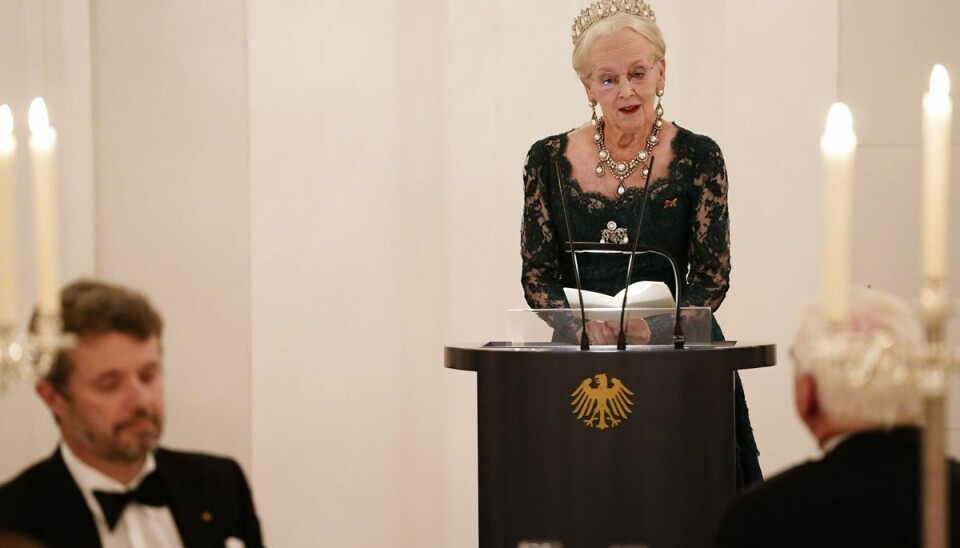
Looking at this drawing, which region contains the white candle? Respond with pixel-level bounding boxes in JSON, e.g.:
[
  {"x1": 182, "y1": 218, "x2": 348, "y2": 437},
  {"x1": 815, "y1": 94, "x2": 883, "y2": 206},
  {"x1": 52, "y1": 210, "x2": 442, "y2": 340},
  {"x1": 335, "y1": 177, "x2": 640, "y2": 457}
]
[
  {"x1": 0, "y1": 104, "x2": 17, "y2": 326},
  {"x1": 922, "y1": 64, "x2": 953, "y2": 280},
  {"x1": 820, "y1": 103, "x2": 857, "y2": 322},
  {"x1": 28, "y1": 98, "x2": 60, "y2": 316}
]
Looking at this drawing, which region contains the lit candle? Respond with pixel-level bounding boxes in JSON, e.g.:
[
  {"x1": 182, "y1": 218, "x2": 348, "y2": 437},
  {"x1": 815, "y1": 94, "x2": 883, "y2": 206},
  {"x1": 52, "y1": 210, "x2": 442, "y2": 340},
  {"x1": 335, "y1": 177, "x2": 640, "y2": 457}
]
[
  {"x1": 28, "y1": 98, "x2": 60, "y2": 316},
  {"x1": 0, "y1": 104, "x2": 17, "y2": 326},
  {"x1": 820, "y1": 103, "x2": 857, "y2": 322},
  {"x1": 922, "y1": 64, "x2": 953, "y2": 281}
]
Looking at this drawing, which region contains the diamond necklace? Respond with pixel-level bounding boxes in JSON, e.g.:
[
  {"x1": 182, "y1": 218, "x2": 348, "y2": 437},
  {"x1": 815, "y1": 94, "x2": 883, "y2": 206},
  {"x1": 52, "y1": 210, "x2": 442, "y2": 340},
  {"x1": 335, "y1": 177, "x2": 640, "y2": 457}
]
[{"x1": 593, "y1": 104, "x2": 664, "y2": 196}]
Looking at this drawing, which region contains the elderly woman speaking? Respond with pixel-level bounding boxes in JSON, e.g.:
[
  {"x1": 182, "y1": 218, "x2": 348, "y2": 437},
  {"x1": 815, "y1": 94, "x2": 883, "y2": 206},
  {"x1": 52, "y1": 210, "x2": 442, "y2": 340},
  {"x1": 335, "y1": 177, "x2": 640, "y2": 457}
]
[{"x1": 520, "y1": 0, "x2": 762, "y2": 488}]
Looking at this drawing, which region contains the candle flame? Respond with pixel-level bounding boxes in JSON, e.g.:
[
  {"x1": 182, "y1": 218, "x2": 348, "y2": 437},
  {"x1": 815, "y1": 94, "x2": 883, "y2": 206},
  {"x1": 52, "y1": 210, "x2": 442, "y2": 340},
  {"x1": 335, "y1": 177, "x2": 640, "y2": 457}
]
[
  {"x1": 930, "y1": 64, "x2": 951, "y2": 99},
  {"x1": 826, "y1": 103, "x2": 853, "y2": 134},
  {"x1": 821, "y1": 102, "x2": 857, "y2": 154},
  {"x1": 0, "y1": 105, "x2": 12, "y2": 137},
  {"x1": 28, "y1": 97, "x2": 50, "y2": 136}
]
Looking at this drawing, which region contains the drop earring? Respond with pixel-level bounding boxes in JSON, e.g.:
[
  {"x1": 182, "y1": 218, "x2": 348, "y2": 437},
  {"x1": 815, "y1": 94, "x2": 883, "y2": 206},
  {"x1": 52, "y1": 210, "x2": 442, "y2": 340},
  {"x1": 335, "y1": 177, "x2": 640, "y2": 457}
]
[
  {"x1": 589, "y1": 99, "x2": 598, "y2": 127},
  {"x1": 655, "y1": 88, "x2": 664, "y2": 118}
]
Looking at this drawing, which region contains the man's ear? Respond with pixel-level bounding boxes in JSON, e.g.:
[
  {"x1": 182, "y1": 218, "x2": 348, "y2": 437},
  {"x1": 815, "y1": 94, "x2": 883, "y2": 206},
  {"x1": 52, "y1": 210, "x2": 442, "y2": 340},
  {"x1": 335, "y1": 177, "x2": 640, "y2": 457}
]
[
  {"x1": 36, "y1": 379, "x2": 67, "y2": 420},
  {"x1": 794, "y1": 373, "x2": 819, "y2": 424}
]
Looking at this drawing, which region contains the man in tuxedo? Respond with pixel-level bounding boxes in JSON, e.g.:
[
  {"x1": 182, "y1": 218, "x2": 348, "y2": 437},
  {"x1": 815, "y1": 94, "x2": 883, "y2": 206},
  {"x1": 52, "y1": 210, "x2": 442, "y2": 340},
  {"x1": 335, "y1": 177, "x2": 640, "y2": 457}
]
[
  {"x1": 0, "y1": 279, "x2": 263, "y2": 548},
  {"x1": 715, "y1": 289, "x2": 960, "y2": 547}
]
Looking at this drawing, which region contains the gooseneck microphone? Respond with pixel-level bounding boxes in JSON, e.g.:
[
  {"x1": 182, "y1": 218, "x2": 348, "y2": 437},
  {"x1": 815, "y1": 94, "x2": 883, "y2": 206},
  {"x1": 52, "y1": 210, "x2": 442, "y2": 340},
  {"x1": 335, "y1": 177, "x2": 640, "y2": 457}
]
[
  {"x1": 554, "y1": 160, "x2": 591, "y2": 350},
  {"x1": 554, "y1": 156, "x2": 686, "y2": 351},
  {"x1": 617, "y1": 156, "x2": 686, "y2": 350},
  {"x1": 613, "y1": 158, "x2": 685, "y2": 350},
  {"x1": 617, "y1": 156, "x2": 655, "y2": 350},
  {"x1": 615, "y1": 246, "x2": 685, "y2": 350}
]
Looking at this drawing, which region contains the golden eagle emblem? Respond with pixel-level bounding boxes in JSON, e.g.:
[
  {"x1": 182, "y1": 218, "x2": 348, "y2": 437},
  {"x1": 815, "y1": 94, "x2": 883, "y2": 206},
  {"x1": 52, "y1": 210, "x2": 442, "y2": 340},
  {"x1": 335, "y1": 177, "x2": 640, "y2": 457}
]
[{"x1": 570, "y1": 373, "x2": 635, "y2": 429}]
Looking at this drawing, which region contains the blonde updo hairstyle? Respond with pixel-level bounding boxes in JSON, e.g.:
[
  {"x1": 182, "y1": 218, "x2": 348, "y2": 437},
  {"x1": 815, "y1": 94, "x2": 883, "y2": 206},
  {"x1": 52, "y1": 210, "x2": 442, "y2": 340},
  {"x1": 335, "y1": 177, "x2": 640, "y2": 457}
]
[{"x1": 572, "y1": 12, "x2": 666, "y2": 80}]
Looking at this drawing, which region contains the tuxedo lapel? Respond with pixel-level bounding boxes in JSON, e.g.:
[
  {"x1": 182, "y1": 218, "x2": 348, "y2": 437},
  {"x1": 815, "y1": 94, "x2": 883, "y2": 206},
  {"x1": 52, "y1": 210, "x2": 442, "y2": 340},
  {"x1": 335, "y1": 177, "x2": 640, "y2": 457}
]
[
  {"x1": 40, "y1": 450, "x2": 102, "y2": 548},
  {"x1": 155, "y1": 450, "x2": 223, "y2": 548}
]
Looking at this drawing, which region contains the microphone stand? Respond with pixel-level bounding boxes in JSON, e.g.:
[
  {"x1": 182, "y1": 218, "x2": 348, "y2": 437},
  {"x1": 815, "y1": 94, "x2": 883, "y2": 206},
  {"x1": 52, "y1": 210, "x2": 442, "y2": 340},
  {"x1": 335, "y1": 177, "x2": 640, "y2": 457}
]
[
  {"x1": 612, "y1": 156, "x2": 684, "y2": 350},
  {"x1": 617, "y1": 157, "x2": 654, "y2": 349},
  {"x1": 615, "y1": 247, "x2": 686, "y2": 350},
  {"x1": 617, "y1": 156, "x2": 686, "y2": 350},
  {"x1": 554, "y1": 160, "x2": 591, "y2": 350},
  {"x1": 553, "y1": 158, "x2": 686, "y2": 351}
]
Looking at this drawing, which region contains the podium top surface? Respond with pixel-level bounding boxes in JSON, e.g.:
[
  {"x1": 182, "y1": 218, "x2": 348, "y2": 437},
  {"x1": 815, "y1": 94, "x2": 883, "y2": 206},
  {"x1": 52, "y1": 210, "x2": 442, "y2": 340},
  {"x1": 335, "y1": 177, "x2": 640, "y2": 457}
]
[{"x1": 444, "y1": 341, "x2": 776, "y2": 372}]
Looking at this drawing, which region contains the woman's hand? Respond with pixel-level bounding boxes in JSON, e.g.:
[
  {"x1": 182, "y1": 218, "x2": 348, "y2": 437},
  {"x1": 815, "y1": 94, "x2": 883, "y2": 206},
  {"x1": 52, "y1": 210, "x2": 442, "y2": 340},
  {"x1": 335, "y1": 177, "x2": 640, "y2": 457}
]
[
  {"x1": 616, "y1": 318, "x2": 652, "y2": 345},
  {"x1": 578, "y1": 319, "x2": 617, "y2": 345},
  {"x1": 578, "y1": 318, "x2": 651, "y2": 345}
]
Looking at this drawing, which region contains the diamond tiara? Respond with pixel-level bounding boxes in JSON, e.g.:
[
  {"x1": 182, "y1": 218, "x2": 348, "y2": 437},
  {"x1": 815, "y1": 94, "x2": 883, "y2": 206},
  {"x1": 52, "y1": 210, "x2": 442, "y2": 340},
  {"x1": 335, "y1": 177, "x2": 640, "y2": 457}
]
[{"x1": 571, "y1": 0, "x2": 657, "y2": 45}]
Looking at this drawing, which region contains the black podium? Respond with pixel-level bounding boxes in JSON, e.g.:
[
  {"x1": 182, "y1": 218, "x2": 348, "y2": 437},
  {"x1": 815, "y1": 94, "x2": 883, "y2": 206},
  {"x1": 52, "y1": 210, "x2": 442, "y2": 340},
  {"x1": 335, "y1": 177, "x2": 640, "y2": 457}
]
[{"x1": 445, "y1": 341, "x2": 775, "y2": 548}]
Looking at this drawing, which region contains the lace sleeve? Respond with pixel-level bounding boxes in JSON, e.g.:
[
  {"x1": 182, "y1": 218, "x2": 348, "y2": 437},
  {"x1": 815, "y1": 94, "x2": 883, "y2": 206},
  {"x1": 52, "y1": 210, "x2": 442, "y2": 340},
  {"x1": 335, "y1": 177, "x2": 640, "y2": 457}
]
[
  {"x1": 683, "y1": 139, "x2": 731, "y2": 310},
  {"x1": 520, "y1": 140, "x2": 569, "y2": 311}
]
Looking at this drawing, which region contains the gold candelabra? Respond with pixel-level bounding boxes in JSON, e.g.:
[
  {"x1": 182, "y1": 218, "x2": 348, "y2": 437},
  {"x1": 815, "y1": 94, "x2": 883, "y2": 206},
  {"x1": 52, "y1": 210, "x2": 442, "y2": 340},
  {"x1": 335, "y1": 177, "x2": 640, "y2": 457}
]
[
  {"x1": 0, "y1": 315, "x2": 74, "y2": 393},
  {"x1": 921, "y1": 277, "x2": 953, "y2": 548}
]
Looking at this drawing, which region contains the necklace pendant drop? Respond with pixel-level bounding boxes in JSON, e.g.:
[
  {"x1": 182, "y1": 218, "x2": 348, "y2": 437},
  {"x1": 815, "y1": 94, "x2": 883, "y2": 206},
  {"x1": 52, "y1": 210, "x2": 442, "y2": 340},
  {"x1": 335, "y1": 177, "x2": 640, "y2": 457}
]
[{"x1": 594, "y1": 110, "x2": 664, "y2": 198}]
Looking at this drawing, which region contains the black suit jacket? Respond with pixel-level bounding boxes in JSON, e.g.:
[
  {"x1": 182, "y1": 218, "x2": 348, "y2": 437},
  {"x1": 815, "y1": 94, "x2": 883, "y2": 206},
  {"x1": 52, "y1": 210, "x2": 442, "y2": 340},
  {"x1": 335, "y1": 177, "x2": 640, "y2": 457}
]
[
  {"x1": 0, "y1": 448, "x2": 263, "y2": 548},
  {"x1": 715, "y1": 427, "x2": 960, "y2": 548}
]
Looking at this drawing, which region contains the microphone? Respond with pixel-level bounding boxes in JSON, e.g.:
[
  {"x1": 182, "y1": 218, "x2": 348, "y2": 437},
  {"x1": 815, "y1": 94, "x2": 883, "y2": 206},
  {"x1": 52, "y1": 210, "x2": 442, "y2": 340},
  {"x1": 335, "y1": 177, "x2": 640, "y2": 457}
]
[
  {"x1": 616, "y1": 156, "x2": 654, "y2": 349},
  {"x1": 615, "y1": 156, "x2": 685, "y2": 350},
  {"x1": 617, "y1": 246, "x2": 685, "y2": 350},
  {"x1": 554, "y1": 160, "x2": 591, "y2": 350}
]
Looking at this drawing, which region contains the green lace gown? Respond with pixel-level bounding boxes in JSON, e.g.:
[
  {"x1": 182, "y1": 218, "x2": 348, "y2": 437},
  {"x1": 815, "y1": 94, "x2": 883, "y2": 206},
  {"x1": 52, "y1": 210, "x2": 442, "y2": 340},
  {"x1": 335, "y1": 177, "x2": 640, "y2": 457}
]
[{"x1": 520, "y1": 124, "x2": 763, "y2": 489}]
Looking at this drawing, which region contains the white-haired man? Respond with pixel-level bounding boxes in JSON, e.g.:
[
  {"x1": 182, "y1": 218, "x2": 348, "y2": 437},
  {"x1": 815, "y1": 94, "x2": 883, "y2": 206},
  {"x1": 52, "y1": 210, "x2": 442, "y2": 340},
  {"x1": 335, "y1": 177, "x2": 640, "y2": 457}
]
[{"x1": 716, "y1": 289, "x2": 960, "y2": 547}]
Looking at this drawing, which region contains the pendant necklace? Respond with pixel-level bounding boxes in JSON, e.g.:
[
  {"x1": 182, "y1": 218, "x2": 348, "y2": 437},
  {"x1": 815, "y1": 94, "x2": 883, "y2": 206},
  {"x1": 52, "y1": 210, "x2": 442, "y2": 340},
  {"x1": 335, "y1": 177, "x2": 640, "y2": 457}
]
[{"x1": 593, "y1": 102, "x2": 664, "y2": 196}]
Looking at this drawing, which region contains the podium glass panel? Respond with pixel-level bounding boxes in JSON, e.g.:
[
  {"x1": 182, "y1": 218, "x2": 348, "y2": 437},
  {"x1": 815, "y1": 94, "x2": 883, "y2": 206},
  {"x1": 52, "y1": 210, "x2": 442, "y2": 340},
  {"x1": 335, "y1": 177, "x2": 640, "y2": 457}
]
[{"x1": 505, "y1": 307, "x2": 713, "y2": 345}]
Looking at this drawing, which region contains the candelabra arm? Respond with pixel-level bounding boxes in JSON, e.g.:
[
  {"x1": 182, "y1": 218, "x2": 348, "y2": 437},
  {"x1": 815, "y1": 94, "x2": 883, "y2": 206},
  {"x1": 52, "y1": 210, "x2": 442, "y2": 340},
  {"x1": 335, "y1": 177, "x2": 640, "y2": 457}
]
[
  {"x1": 921, "y1": 277, "x2": 949, "y2": 548},
  {"x1": 0, "y1": 315, "x2": 76, "y2": 394}
]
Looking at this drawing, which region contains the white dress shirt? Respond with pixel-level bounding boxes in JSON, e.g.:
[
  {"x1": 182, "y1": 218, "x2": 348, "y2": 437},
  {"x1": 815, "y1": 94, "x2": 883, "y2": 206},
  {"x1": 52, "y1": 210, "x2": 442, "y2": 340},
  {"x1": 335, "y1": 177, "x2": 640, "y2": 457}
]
[{"x1": 60, "y1": 443, "x2": 185, "y2": 548}]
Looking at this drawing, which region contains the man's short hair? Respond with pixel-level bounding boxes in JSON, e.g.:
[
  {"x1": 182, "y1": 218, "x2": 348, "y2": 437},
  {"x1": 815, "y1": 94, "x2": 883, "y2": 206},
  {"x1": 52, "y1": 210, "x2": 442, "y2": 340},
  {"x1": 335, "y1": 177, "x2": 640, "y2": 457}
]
[
  {"x1": 29, "y1": 278, "x2": 163, "y2": 395},
  {"x1": 792, "y1": 288, "x2": 924, "y2": 428}
]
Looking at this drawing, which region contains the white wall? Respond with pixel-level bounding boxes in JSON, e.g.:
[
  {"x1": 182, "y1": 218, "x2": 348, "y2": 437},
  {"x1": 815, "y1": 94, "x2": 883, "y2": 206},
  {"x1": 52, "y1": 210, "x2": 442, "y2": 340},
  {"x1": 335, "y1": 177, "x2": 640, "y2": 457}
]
[
  {"x1": 0, "y1": 0, "x2": 93, "y2": 479},
  {"x1": 246, "y1": 0, "x2": 445, "y2": 544},
  {"x1": 838, "y1": 0, "x2": 960, "y2": 447},
  {"x1": 720, "y1": 0, "x2": 839, "y2": 474},
  {"x1": 1, "y1": 1, "x2": 959, "y2": 547},
  {"x1": 89, "y1": 0, "x2": 253, "y2": 470}
]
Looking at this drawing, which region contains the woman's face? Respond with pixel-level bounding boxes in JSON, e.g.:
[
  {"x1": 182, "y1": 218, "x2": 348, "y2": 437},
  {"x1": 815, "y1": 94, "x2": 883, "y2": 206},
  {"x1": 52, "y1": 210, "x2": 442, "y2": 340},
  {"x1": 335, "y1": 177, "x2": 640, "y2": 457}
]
[{"x1": 582, "y1": 28, "x2": 665, "y2": 137}]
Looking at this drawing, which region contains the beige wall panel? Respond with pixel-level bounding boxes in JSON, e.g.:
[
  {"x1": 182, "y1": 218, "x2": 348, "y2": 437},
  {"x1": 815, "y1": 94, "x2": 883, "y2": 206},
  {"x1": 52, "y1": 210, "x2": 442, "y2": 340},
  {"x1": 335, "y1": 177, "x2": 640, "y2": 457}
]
[
  {"x1": 0, "y1": 0, "x2": 93, "y2": 481},
  {"x1": 716, "y1": 0, "x2": 838, "y2": 475},
  {"x1": 840, "y1": 0, "x2": 960, "y2": 146},
  {"x1": 247, "y1": 0, "x2": 434, "y2": 545},
  {"x1": 90, "y1": 0, "x2": 252, "y2": 469},
  {"x1": 841, "y1": 0, "x2": 960, "y2": 446}
]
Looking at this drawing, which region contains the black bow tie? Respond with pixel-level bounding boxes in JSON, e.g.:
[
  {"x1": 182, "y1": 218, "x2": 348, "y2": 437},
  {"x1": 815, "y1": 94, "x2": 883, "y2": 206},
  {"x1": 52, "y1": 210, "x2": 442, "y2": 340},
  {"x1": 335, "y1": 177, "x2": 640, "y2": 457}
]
[{"x1": 93, "y1": 471, "x2": 168, "y2": 531}]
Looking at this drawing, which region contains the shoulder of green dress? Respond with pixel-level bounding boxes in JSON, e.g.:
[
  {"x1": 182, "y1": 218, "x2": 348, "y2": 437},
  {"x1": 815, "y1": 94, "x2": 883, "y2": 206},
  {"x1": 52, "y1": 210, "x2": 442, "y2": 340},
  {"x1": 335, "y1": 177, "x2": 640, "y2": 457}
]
[
  {"x1": 670, "y1": 124, "x2": 725, "y2": 176},
  {"x1": 672, "y1": 124, "x2": 722, "y2": 154},
  {"x1": 526, "y1": 131, "x2": 571, "y2": 162}
]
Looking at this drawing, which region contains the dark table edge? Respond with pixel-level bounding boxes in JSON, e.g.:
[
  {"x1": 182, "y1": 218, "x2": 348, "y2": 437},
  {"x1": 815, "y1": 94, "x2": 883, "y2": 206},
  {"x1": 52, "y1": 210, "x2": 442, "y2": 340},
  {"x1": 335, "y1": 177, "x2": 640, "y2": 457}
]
[{"x1": 444, "y1": 341, "x2": 776, "y2": 372}]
